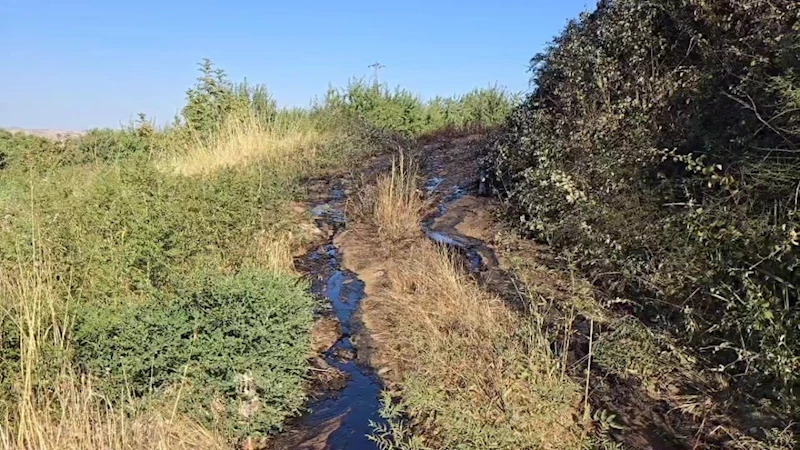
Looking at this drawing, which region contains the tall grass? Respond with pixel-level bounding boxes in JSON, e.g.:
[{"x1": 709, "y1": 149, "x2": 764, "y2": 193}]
[
  {"x1": 162, "y1": 112, "x2": 330, "y2": 176},
  {"x1": 359, "y1": 154, "x2": 424, "y2": 242},
  {"x1": 370, "y1": 243, "x2": 583, "y2": 449},
  {"x1": 0, "y1": 252, "x2": 226, "y2": 450}
]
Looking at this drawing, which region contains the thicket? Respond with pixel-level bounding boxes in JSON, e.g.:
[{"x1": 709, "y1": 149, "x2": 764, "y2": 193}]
[
  {"x1": 489, "y1": 0, "x2": 800, "y2": 412},
  {"x1": 323, "y1": 79, "x2": 519, "y2": 136},
  {"x1": 0, "y1": 61, "x2": 318, "y2": 444}
]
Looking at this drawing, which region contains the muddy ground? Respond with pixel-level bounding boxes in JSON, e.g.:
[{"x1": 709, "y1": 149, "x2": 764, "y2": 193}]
[{"x1": 269, "y1": 132, "x2": 785, "y2": 450}]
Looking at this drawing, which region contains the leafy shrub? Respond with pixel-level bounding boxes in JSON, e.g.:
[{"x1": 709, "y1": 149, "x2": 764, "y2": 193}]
[
  {"x1": 488, "y1": 0, "x2": 799, "y2": 411},
  {"x1": 65, "y1": 129, "x2": 152, "y2": 163},
  {"x1": 324, "y1": 79, "x2": 518, "y2": 136},
  {"x1": 182, "y1": 59, "x2": 277, "y2": 137},
  {"x1": 0, "y1": 156, "x2": 300, "y2": 304},
  {"x1": 72, "y1": 269, "x2": 314, "y2": 438}
]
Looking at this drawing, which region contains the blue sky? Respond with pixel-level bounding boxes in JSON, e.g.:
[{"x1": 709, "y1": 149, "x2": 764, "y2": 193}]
[{"x1": 1, "y1": 0, "x2": 592, "y2": 129}]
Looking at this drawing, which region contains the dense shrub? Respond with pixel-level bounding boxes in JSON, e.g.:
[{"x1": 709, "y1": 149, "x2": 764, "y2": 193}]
[
  {"x1": 0, "y1": 128, "x2": 156, "y2": 172},
  {"x1": 73, "y1": 270, "x2": 313, "y2": 438},
  {"x1": 324, "y1": 79, "x2": 519, "y2": 136},
  {"x1": 489, "y1": 0, "x2": 799, "y2": 409},
  {"x1": 1, "y1": 158, "x2": 299, "y2": 304},
  {"x1": 182, "y1": 59, "x2": 277, "y2": 136}
]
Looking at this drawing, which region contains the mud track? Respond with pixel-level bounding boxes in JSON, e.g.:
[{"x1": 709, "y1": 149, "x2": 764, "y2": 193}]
[{"x1": 271, "y1": 134, "x2": 774, "y2": 450}]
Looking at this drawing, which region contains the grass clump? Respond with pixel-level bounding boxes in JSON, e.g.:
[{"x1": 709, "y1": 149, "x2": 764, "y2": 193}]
[
  {"x1": 359, "y1": 155, "x2": 425, "y2": 242},
  {"x1": 163, "y1": 112, "x2": 330, "y2": 177},
  {"x1": 372, "y1": 244, "x2": 583, "y2": 449}
]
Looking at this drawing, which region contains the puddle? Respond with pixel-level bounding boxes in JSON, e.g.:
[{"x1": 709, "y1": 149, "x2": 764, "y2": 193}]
[{"x1": 424, "y1": 176, "x2": 444, "y2": 194}]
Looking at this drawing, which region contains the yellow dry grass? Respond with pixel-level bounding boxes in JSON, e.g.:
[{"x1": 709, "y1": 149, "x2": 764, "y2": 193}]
[
  {"x1": 254, "y1": 229, "x2": 300, "y2": 276},
  {"x1": 0, "y1": 256, "x2": 227, "y2": 450},
  {"x1": 1, "y1": 377, "x2": 227, "y2": 450},
  {"x1": 372, "y1": 244, "x2": 584, "y2": 449},
  {"x1": 348, "y1": 153, "x2": 584, "y2": 448},
  {"x1": 359, "y1": 154, "x2": 424, "y2": 243},
  {"x1": 163, "y1": 114, "x2": 329, "y2": 177}
]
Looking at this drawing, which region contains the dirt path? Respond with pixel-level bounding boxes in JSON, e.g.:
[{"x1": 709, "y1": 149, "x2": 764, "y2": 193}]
[{"x1": 271, "y1": 133, "x2": 776, "y2": 449}]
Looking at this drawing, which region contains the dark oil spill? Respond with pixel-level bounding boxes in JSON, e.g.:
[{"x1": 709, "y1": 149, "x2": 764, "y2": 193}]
[
  {"x1": 272, "y1": 186, "x2": 384, "y2": 450},
  {"x1": 275, "y1": 176, "x2": 496, "y2": 449},
  {"x1": 422, "y1": 179, "x2": 497, "y2": 273},
  {"x1": 300, "y1": 243, "x2": 383, "y2": 449}
]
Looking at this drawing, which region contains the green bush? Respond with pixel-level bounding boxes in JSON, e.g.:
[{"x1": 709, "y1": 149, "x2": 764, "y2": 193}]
[
  {"x1": 323, "y1": 79, "x2": 518, "y2": 136},
  {"x1": 489, "y1": 0, "x2": 799, "y2": 411},
  {"x1": 181, "y1": 59, "x2": 277, "y2": 136},
  {"x1": 73, "y1": 269, "x2": 314, "y2": 437}
]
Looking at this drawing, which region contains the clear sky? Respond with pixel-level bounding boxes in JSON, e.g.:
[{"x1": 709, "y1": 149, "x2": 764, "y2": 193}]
[{"x1": 1, "y1": 0, "x2": 592, "y2": 130}]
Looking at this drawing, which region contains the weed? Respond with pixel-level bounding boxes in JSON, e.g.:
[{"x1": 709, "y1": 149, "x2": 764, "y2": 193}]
[
  {"x1": 368, "y1": 391, "x2": 431, "y2": 450},
  {"x1": 366, "y1": 242, "x2": 584, "y2": 449},
  {"x1": 359, "y1": 154, "x2": 424, "y2": 242}
]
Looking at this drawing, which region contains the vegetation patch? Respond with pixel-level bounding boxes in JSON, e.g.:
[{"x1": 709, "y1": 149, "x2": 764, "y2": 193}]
[
  {"x1": 487, "y1": 0, "x2": 800, "y2": 418},
  {"x1": 73, "y1": 270, "x2": 314, "y2": 438}
]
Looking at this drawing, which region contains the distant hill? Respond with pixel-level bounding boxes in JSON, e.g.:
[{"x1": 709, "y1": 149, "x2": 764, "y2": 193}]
[{"x1": 3, "y1": 127, "x2": 87, "y2": 140}]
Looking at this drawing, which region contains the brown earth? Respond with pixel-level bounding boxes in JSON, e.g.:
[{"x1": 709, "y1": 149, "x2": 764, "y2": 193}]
[{"x1": 334, "y1": 132, "x2": 774, "y2": 449}]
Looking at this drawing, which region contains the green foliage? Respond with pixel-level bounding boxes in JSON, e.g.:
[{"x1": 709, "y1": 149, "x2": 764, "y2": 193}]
[
  {"x1": 324, "y1": 79, "x2": 518, "y2": 136},
  {"x1": 489, "y1": 0, "x2": 800, "y2": 413},
  {"x1": 0, "y1": 130, "x2": 52, "y2": 168},
  {"x1": 73, "y1": 269, "x2": 314, "y2": 437},
  {"x1": 181, "y1": 59, "x2": 277, "y2": 136},
  {"x1": 1, "y1": 158, "x2": 298, "y2": 305}
]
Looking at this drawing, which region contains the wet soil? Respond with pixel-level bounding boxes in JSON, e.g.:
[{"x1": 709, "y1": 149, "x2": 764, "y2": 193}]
[
  {"x1": 275, "y1": 132, "x2": 779, "y2": 449},
  {"x1": 268, "y1": 185, "x2": 384, "y2": 450}
]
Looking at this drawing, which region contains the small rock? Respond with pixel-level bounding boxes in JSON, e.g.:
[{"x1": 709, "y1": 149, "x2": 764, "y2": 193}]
[{"x1": 333, "y1": 347, "x2": 356, "y2": 362}]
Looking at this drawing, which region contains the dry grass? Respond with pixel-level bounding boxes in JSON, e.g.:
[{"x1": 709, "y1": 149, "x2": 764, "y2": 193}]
[
  {"x1": 1, "y1": 377, "x2": 227, "y2": 450},
  {"x1": 343, "y1": 153, "x2": 584, "y2": 448},
  {"x1": 162, "y1": 113, "x2": 329, "y2": 177},
  {"x1": 254, "y1": 231, "x2": 298, "y2": 276},
  {"x1": 364, "y1": 242, "x2": 584, "y2": 449},
  {"x1": 0, "y1": 256, "x2": 227, "y2": 450},
  {"x1": 358, "y1": 154, "x2": 424, "y2": 242}
]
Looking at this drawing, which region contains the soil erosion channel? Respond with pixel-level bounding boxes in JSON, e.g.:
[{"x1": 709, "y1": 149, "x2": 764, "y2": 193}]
[
  {"x1": 276, "y1": 162, "x2": 498, "y2": 449},
  {"x1": 272, "y1": 185, "x2": 383, "y2": 450}
]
